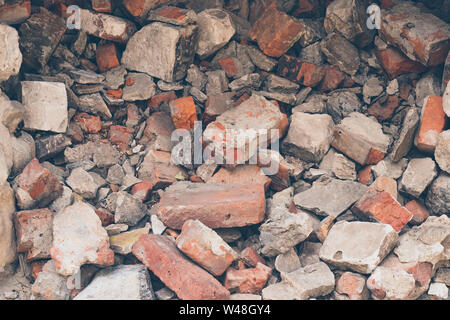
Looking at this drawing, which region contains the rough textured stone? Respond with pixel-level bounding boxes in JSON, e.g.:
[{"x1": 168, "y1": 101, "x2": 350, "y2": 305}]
[
  {"x1": 132, "y1": 234, "x2": 230, "y2": 300},
  {"x1": 390, "y1": 108, "x2": 420, "y2": 162},
  {"x1": 426, "y1": 173, "x2": 450, "y2": 216},
  {"x1": 294, "y1": 178, "x2": 367, "y2": 218},
  {"x1": 147, "y1": 6, "x2": 197, "y2": 26},
  {"x1": 435, "y1": 130, "x2": 450, "y2": 174},
  {"x1": 18, "y1": 7, "x2": 66, "y2": 71},
  {"x1": 14, "y1": 208, "x2": 53, "y2": 262},
  {"x1": 331, "y1": 112, "x2": 391, "y2": 165},
  {"x1": 248, "y1": 2, "x2": 305, "y2": 58},
  {"x1": 281, "y1": 262, "x2": 335, "y2": 300},
  {"x1": 444, "y1": 82, "x2": 450, "y2": 117},
  {"x1": 326, "y1": 90, "x2": 361, "y2": 123},
  {"x1": 0, "y1": 182, "x2": 15, "y2": 268},
  {"x1": 415, "y1": 73, "x2": 441, "y2": 108},
  {"x1": 176, "y1": 219, "x2": 238, "y2": 276},
  {"x1": 21, "y1": 81, "x2": 68, "y2": 133},
  {"x1": 66, "y1": 168, "x2": 100, "y2": 199},
  {"x1": 156, "y1": 181, "x2": 265, "y2": 229},
  {"x1": 0, "y1": 24, "x2": 22, "y2": 82},
  {"x1": 123, "y1": 0, "x2": 172, "y2": 20},
  {"x1": 196, "y1": 9, "x2": 235, "y2": 59},
  {"x1": 31, "y1": 261, "x2": 70, "y2": 300},
  {"x1": 324, "y1": 0, "x2": 375, "y2": 47},
  {"x1": 122, "y1": 73, "x2": 156, "y2": 101},
  {"x1": 352, "y1": 188, "x2": 412, "y2": 232},
  {"x1": 11, "y1": 131, "x2": 35, "y2": 175},
  {"x1": 0, "y1": 0, "x2": 30, "y2": 25},
  {"x1": 321, "y1": 33, "x2": 360, "y2": 75},
  {"x1": 77, "y1": 93, "x2": 112, "y2": 119},
  {"x1": 80, "y1": 9, "x2": 136, "y2": 44},
  {"x1": 50, "y1": 202, "x2": 114, "y2": 276},
  {"x1": 262, "y1": 281, "x2": 302, "y2": 300},
  {"x1": 74, "y1": 264, "x2": 154, "y2": 300},
  {"x1": 319, "y1": 221, "x2": 398, "y2": 274},
  {"x1": 282, "y1": 112, "x2": 334, "y2": 163},
  {"x1": 394, "y1": 215, "x2": 450, "y2": 269},
  {"x1": 259, "y1": 205, "x2": 315, "y2": 257},
  {"x1": 399, "y1": 158, "x2": 437, "y2": 198},
  {"x1": 105, "y1": 191, "x2": 145, "y2": 227},
  {"x1": 319, "y1": 148, "x2": 356, "y2": 180},
  {"x1": 203, "y1": 94, "x2": 287, "y2": 163},
  {"x1": 274, "y1": 248, "x2": 301, "y2": 273},
  {"x1": 379, "y1": 2, "x2": 450, "y2": 66},
  {"x1": 121, "y1": 22, "x2": 198, "y2": 82},
  {"x1": 367, "y1": 266, "x2": 417, "y2": 300}
]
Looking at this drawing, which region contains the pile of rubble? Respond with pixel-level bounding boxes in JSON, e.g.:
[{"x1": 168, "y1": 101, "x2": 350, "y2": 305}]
[{"x1": 0, "y1": 0, "x2": 449, "y2": 300}]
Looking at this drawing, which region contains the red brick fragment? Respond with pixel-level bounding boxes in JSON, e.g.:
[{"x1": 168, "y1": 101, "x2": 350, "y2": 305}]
[
  {"x1": 405, "y1": 200, "x2": 430, "y2": 226},
  {"x1": 415, "y1": 96, "x2": 445, "y2": 153},
  {"x1": 169, "y1": 96, "x2": 198, "y2": 130},
  {"x1": 132, "y1": 234, "x2": 230, "y2": 300},
  {"x1": 74, "y1": 112, "x2": 102, "y2": 134},
  {"x1": 96, "y1": 42, "x2": 120, "y2": 73},
  {"x1": 109, "y1": 125, "x2": 133, "y2": 151},
  {"x1": 224, "y1": 263, "x2": 272, "y2": 294},
  {"x1": 131, "y1": 180, "x2": 153, "y2": 201}
]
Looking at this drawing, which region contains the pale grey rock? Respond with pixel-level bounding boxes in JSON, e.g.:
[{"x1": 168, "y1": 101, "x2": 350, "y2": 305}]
[
  {"x1": 367, "y1": 266, "x2": 417, "y2": 300},
  {"x1": 105, "y1": 191, "x2": 145, "y2": 226},
  {"x1": 399, "y1": 157, "x2": 437, "y2": 198},
  {"x1": 121, "y1": 22, "x2": 197, "y2": 82},
  {"x1": 49, "y1": 186, "x2": 73, "y2": 214},
  {"x1": 196, "y1": 9, "x2": 235, "y2": 59},
  {"x1": 275, "y1": 248, "x2": 301, "y2": 273},
  {"x1": 123, "y1": 73, "x2": 156, "y2": 101},
  {"x1": 0, "y1": 92, "x2": 25, "y2": 134},
  {"x1": 390, "y1": 108, "x2": 420, "y2": 162},
  {"x1": 264, "y1": 74, "x2": 299, "y2": 94},
  {"x1": 262, "y1": 281, "x2": 302, "y2": 300},
  {"x1": 205, "y1": 69, "x2": 228, "y2": 95},
  {"x1": 425, "y1": 173, "x2": 450, "y2": 216},
  {"x1": 21, "y1": 81, "x2": 68, "y2": 133},
  {"x1": 319, "y1": 221, "x2": 398, "y2": 274},
  {"x1": 394, "y1": 215, "x2": 450, "y2": 268},
  {"x1": 69, "y1": 69, "x2": 105, "y2": 84},
  {"x1": 259, "y1": 206, "x2": 315, "y2": 257},
  {"x1": 75, "y1": 264, "x2": 154, "y2": 300},
  {"x1": 415, "y1": 73, "x2": 441, "y2": 107},
  {"x1": 11, "y1": 132, "x2": 35, "y2": 176},
  {"x1": 444, "y1": 82, "x2": 450, "y2": 117},
  {"x1": 372, "y1": 158, "x2": 408, "y2": 179},
  {"x1": 282, "y1": 112, "x2": 334, "y2": 163},
  {"x1": 326, "y1": 90, "x2": 361, "y2": 123},
  {"x1": 299, "y1": 241, "x2": 322, "y2": 267},
  {"x1": 77, "y1": 93, "x2": 112, "y2": 119},
  {"x1": 185, "y1": 64, "x2": 207, "y2": 90},
  {"x1": 319, "y1": 148, "x2": 356, "y2": 180},
  {"x1": 229, "y1": 73, "x2": 260, "y2": 91},
  {"x1": 51, "y1": 202, "x2": 113, "y2": 276},
  {"x1": 435, "y1": 130, "x2": 450, "y2": 174},
  {"x1": 281, "y1": 262, "x2": 335, "y2": 300},
  {"x1": 294, "y1": 178, "x2": 367, "y2": 218},
  {"x1": 0, "y1": 25, "x2": 22, "y2": 82},
  {"x1": 428, "y1": 282, "x2": 448, "y2": 299},
  {"x1": 0, "y1": 182, "x2": 15, "y2": 268},
  {"x1": 106, "y1": 164, "x2": 125, "y2": 185},
  {"x1": 103, "y1": 66, "x2": 127, "y2": 90},
  {"x1": 321, "y1": 33, "x2": 360, "y2": 75},
  {"x1": 66, "y1": 167, "x2": 100, "y2": 199}
]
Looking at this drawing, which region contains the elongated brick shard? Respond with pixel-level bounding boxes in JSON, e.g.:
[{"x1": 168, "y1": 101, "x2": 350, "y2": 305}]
[
  {"x1": 132, "y1": 234, "x2": 230, "y2": 300},
  {"x1": 156, "y1": 181, "x2": 266, "y2": 229}
]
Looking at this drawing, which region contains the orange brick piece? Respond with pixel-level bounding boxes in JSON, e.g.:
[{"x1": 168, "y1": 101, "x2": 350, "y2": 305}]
[
  {"x1": 74, "y1": 112, "x2": 102, "y2": 134},
  {"x1": 240, "y1": 247, "x2": 266, "y2": 268},
  {"x1": 156, "y1": 182, "x2": 266, "y2": 229},
  {"x1": 109, "y1": 125, "x2": 133, "y2": 151},
  {"x1": 224, "y1": 263, "x2": 272, "y2": 294},
  {"x1": 169, "y1": 96, "x2": 198, "y2": 130},
  {"x1": 96, "y1": 42, "x2": 120, "y2": 73},
  {"x1": 176, "y1": 219, "x2": 238, "y2": 276},
  {"x1": 91, "y1": 0, "x2": 112, "y2": 13},
  {"x1": 132, "y1": 234, "x2": 230, "y2": 300},
  {"x1": 415, "y1": 96, "x2": 445, "y2": 153},
  {"x1": 249, "y1": 2, "x2": 304, "y2": 58},
  {"x1": 351, "y1": 188, "x2": 413, "y2": 232},
  {"x1": 336, "y1": 272, "x2": 369, "y2": 300},
  {"x1": 14, "y1": 208, "x2": 53, "y2": 262},
  {"x1": 375, "y1": 47, "x2": 427, "y2": 79},
  {"x1": 405, "y1": 200, "x2": 430, "y2": 225}
]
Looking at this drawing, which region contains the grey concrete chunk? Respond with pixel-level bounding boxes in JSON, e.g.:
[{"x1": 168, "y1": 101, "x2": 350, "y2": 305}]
[
  {"x1": 294, "y1": 178, "x2": 367, "y2": 218},
  {"x1": 319, "y1": 221, "x2": 398, "y2": 274},
  {"x1": 399, "y1": 157, "x2": 437, "y2": 198},
  {"x1": 75, "y1": 265, "x2": 154, "y2": 300}
]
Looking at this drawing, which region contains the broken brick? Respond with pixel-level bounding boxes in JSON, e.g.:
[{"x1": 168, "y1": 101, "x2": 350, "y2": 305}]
[
  {"x1": 351, "y1": 188, "x2": 413, "y2": 232},
  {"x1": 74, "y1": 112, "x2": 102, "y2": 134},
  {"x1": 405, "y1": 200, "x2": 430, "y2": 226},
  {"x1": 14, "y1": 208, "x2": 53, "y2": 262},
  {"x1": 169, "y1": 96, "x2": 198, "y2": 130},
  {"x1": 132, "y1": 234, "x2": 230, "y2": 300},
  {"x1": 415, "y1": 96, "x2": 446, "y2": 153},
  {"x1": 277, "y1": 55, "x2": 324, "y2": 87},
  {"x1": 147, "y1": 91, "x2": 177, "y2": 110},
  {"x1": 109, "y1": 125, "x2": 133, "y2": 151},
  {"x1": 131, "y1": 180, "x2": 153, "y2": 201},
  {"x1": 249, "y1": 2, "x2": 305, "y2": 58},
  {"x1": 96, "y1": 42, "x2": 120, "y2": 73},
  {"x1": 224, "y1": 262, "x2": 272, "y2": 294},
  {"x1": 368, "y1": 95, "x2": 400, "y2": 121},
  {"x1": 375, "y1": 47, "x2": 427, "y2": 79}
]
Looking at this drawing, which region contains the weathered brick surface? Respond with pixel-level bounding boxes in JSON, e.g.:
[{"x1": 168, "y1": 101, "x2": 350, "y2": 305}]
[
  {"x1": 249, "y1": 3, "x2": 305, "y2": 58},
  {"x1": 415, "y1": 96, "x2": 445, "y2": 153},
  {"x1": 132, "y1": 234, "x2": 230, "y2": 300},
  {"x1": 96, "y1": 43, "x2": 120, "y2": 73},
  {"x1": 277, "y1": 55, "x2": 325, "y2": 87},
  {"x1": 169, "y1": 96, "x2": 198, "y2": 130},
  {"x1": 352, "y1": 188, "x2": 413, "y2": 232},
  {"x1": 156, "y1": 182, "x2": 266, "y2": 229},
  {"x1": 375, "y1": 47, "x2": 427, "y2": 79},
  {"x1": 224, "y1": 262, "x2": 272, "y2": 294}
]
